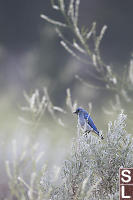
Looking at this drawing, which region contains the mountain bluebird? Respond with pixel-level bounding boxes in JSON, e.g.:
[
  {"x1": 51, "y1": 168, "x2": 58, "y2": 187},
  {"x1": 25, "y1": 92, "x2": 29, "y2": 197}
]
[{"x1": 73, "y1": 107, "x2": 104, "y2": 139}]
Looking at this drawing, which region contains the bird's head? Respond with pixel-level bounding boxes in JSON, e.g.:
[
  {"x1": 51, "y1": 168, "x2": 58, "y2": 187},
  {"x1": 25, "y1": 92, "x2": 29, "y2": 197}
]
[{"x1": 73, "y1": 107, "x2": 83, "y2": 115}]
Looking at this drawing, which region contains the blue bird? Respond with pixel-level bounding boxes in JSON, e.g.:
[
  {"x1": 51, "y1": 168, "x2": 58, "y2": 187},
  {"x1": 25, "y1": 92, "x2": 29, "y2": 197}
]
[{"x1": 73, "y1": 107, "x2": 104, "y2": 139}]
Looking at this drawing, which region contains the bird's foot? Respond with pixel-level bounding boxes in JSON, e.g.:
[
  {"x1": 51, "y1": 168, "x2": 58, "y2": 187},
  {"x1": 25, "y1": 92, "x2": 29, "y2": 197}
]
[
  {"x1": 84, "y1": 130, "x2": 91, "y2": 137},
  {"x1": 101, "y1": 135, "x2": 104, "y2": 140}
]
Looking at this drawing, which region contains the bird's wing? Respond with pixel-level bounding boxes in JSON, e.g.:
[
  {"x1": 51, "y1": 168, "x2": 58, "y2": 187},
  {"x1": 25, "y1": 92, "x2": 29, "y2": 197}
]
[{"x1": 84, "y1": 112, "x2": 99, "y2": 135}]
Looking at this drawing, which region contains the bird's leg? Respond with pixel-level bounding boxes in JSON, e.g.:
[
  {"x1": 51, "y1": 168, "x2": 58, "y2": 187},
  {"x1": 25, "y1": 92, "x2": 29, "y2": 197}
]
[
  {"x1": 84, "y1": 130, "x2": 88, "y2": 137},
  {"x1": 84, "y1": 130, "x2": 91, "y2": 137}
]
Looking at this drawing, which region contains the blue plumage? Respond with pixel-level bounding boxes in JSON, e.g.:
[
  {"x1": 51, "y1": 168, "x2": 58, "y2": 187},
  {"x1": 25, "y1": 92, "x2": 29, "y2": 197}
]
[{"x1": 73, "y1": 107, "x2": 103, "y2": 139}]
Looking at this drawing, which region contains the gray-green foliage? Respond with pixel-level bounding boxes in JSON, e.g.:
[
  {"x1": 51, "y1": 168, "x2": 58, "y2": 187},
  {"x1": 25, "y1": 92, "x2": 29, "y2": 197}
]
[
  {"x1": 41, "y1": 0, "x2": 133, "y2": 102},
  {"x1": 19, "y1": 88, "x2": 66, "y2": 129},
  {"x1": 5, "y1": 139, "x2": 44, "y2": 200},
  {"x1": 41, "y1": 112, "x2": 133, "y2": 200}
]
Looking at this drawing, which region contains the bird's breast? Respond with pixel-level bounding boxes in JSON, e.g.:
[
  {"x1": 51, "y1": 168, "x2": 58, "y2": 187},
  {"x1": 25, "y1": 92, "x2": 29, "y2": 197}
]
[{"x1": 78, "y1": 115, "x2": 85, "y2": 127}]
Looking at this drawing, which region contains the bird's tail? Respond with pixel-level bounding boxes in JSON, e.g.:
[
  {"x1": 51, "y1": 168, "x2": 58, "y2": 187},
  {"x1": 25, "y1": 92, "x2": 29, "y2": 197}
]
[
  {"x1": 94, "y1": 130, "x2": 104, "y2": 140},
  {"x1": 93, "y1": 129, "x2": 99, "y2": 136}
]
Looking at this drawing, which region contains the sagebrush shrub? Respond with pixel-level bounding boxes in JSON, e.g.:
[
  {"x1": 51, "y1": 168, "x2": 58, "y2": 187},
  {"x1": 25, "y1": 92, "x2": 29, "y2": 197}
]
[{"x1": 41, "y1": 112, "x2": 133, "y2": 200}]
